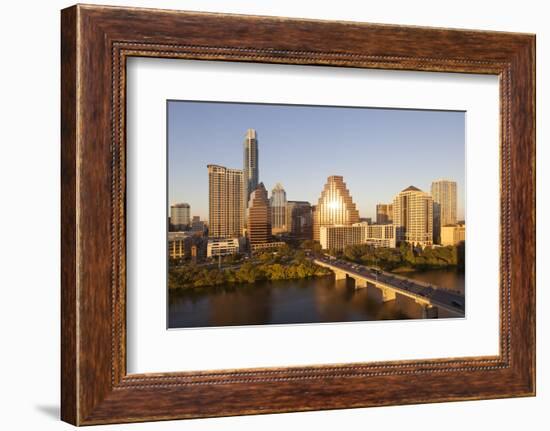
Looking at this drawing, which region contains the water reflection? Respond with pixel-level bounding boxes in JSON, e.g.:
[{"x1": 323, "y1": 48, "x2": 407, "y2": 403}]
[
  {"x1": 168, "y1": 276, "x2": 412, "y2": 329},
  {"x1": 398, "y1": 268, "x2": 465, "y2": 294}
]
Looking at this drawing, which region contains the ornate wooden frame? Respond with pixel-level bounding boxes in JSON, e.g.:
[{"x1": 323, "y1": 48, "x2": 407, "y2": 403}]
[{"x1": 61, "y1": 4, "x2": 535, "y2": 425}]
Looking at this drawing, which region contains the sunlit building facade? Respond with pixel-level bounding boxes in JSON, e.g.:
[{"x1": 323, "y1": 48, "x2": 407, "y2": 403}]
[
  {"x1": 319, "y1": 225, "x2": 363, "y2": 251},
  {"x1": 270, "y1": 183, "x2": 287, "y2": 234},
  {"x1": 313, "y1": 175, "x2": 360, "y2": 241},
  {"x1": 319, "y1": 223, "x2": 396, "y2": 251},
  {"x1": 364, "y1": 223, "x2": 397, "y2": 248},
  {"x1": 207, "y1": 238, "x2": 240, "y2": 257},
  {"x1": 431, "y1": 180, "x2": 457, "y2": 244},
  {"x1": 392, "y1": 185, "x2": 433, "y2": 247},
  {"x1": 441, "y1": 223, "x2": 466, "y2": 246},
  {"x1": 207, "y1": 164, "x2": 244, "y2": 238}
]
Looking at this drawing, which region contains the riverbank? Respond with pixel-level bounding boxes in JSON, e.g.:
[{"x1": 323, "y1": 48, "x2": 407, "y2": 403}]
[
  {"x1": 390, "y1": 266, "x2": 416, "y2": 273},
  {"x1": 169, "y1": 259, "x2": 332, "y2": 290},
  {"x1": 337, "y1": 243, "x2": 465, "y2": 273}
]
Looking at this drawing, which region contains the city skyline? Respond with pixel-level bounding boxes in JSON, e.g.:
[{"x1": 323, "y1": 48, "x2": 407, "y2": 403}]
[{"x1": 168, "y1": 100, "x2": 465, "y2": 221}]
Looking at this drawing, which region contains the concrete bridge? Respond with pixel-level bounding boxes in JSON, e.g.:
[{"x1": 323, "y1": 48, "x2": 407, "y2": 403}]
[{"x1": 313, "y1": 257, "x2": 465, "y2": 319}]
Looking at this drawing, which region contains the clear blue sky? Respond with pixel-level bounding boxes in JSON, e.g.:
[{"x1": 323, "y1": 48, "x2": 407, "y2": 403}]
[{"x1": 168, "y1": 101, "x2": 465, "y2": 221}]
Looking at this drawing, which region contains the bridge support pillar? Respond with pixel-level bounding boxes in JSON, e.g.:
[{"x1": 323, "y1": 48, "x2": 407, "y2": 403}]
[
  {"x1": 354, "y1": 278, "x2": 367, "y2": 289},
  {"x1": 334, "y1": 270, "x2": 347, "y2": 281},
  {"x1": 419, "y1": 303, "x2": 438, "y2": 319},
  {"x1": 381, "y1": 287, "x2": 396, "y2": 302}
]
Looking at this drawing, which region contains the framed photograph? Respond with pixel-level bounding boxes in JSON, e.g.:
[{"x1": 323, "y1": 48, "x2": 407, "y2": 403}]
[
  {"x1": 165, "y1": 100, "x2": 466, "y2": 330},
  {"x1": 61, "y1": 4, "x2": 535, "y2": 425}
]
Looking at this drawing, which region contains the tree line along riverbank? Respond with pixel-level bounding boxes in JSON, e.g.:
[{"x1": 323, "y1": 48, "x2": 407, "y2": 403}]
[
  {"x1": 168, "y1": 241, "x2": 465, "y2": 290},
  {"x1": 169, "y1": 245, "x2": 331, "y2": 290},
  {"x1": 333, "y1": 242, "x2": 465, "y2": 273}
]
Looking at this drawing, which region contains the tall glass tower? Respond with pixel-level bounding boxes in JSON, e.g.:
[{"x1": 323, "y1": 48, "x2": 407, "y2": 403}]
[
  {"x1": 431, "y1": 179, "x2": 457, "y2": 244},
  {"x1": 270, "y1": 183, "x2": 287, "y2": 234},
  {"x1": 207, "y1": 164, "x2": 244, "y2": 238},
  {"x1": 392, "y1": 185, "x2": 434, "y2": 247},
  {"x1": 243, "y1": 129, "x2": 259, "y2": 212}
]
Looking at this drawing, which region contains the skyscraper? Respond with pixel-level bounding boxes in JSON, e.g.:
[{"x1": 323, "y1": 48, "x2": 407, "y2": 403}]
[
  {"x1": 431, "y1": 179, "x2": 457, "y2": 244},
  {"x1": 392, "y1": 185, "x2": 433, "y2": 247},
  {"x1": 313, "y1": 175, "x2": 360, "y2": 241},
  {"x1": 243, "y1": 128, "x2": 259, "y2": 212},
  {"x1": 207, "y1": 164, "x2": 244, "y2": 238},
  {"x1": 270, "y1": 183, "x2": 287, "y2": 234},
  {"x1": 247, "y1": 183, "x2": 271, "y2": 245},
  {"x1": 286, "y1": 201, "x2": 313, "y2": 239},
  {"x1": 376, "y1": 203, "x2": 393, "y2": 224},
  {"x1": 170, "y1": 203, "x2": 190, "y2": 231}
]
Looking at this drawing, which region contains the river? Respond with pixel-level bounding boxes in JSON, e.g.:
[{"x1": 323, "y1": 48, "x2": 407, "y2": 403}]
[
  {"x1": 396, "y1": 268, "x2": 465, "y2": 294},
  {"x1": 168, "y1": 268, "x2": 465, "y2": 329}
]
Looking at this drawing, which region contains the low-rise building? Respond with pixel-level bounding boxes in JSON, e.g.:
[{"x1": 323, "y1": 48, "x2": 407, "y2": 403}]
[
  {"x1": 363, "y1": 223, "x2": 397, "y2": 248},
  {"x1": 168, "y1": 232, "x2": 193, "y2": 259},
  {"x1": 440, "y1": 223, "x2": 466, "y2": 246},
  {"x1": 319, "y1": 225, "x2": 363, "y2": 251},
  {"x1": 168, "y1": 232, "x2": 207, "y2": 260},
  {"x1": 250, "y1": 241, "x2": 287, "y2": 253},
  {"x1": 207, "y1": 238, "x2": 241, "y2": 258},
  {"x1": 319, "y1": 223, "x2": 396, "y2": 251}
]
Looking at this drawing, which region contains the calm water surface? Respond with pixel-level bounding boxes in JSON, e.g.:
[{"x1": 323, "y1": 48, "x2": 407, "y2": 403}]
[
  {"x1": 169, "y1": 269, "x2": 464, "y2": 329},
  {"x1": 400, "y1": 268, "x2": 465, "y2": 294}
]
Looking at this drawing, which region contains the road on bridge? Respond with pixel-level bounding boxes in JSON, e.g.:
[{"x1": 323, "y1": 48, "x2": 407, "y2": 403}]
[{"x1": 313, "y1": 256, "x2": 465, "y2": 315}]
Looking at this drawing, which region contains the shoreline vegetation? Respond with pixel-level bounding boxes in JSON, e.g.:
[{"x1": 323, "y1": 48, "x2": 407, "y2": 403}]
[
  {"x1": 169, "y1": 244, "x2": 331, "y2": 290},
  {"x1": 168, "y1": 241, "x2": 465, "y2": 291},
  {"x1": 333, "y1": 242, "x2": 465, "y2": 273}
]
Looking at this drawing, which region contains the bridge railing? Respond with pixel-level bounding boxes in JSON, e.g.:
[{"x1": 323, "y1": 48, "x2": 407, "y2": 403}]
[
  {"x1": 315, "y1": 258, "x2": 463, "y2": 296},
  {"x1": 314, "y1": 258, "x2": 463, "y2": 313}
]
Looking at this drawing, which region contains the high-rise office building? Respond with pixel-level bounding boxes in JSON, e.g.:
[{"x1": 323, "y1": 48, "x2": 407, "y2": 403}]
[
  {"x1": 286, "y1": 201, "x2": 313, "y2": 239},
  {"x1": 243, "y1": 128, "x2": 259, "y2": 212},
  {"x1": 170, "y1": 203, "x2": 190, "y2": 230},
  {"x1": 313, "y1": 175, "x2": 360, "y2": 241},
  {"x1": 207, "y1": 164, "x2": 244, "y2": 238},
  {"x1": 392, "y1": 185, "x2": 433, "y2": 247},
  {"x1": 248, "y1": 183, "x2": 271, "y2": 245},
  {"x1": 431, "y1": 180, "x2": 457, "y2": 244},
  {"x1": 270, "y1": 183, "x2": 287, "y2": 234},
  {"x1": 376, "y1": 203, "x2": 393, "y2": 224}
]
